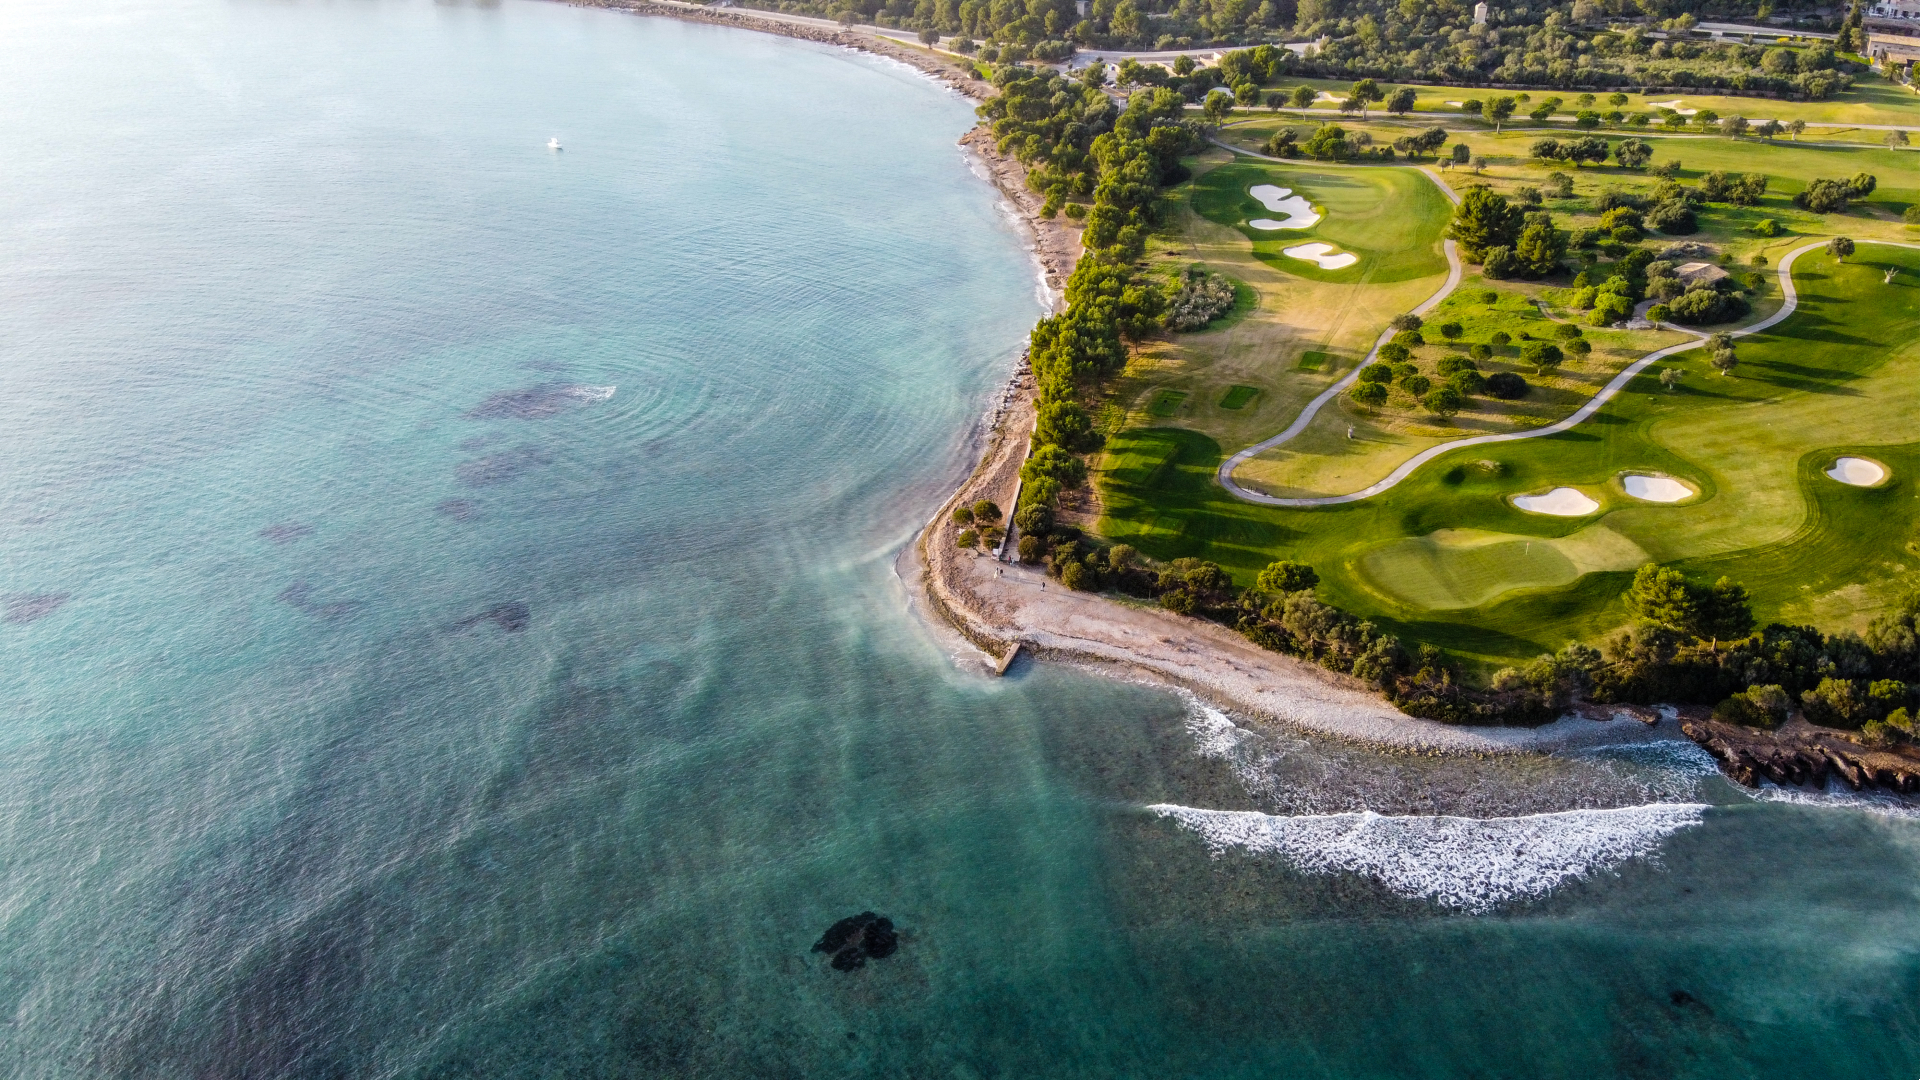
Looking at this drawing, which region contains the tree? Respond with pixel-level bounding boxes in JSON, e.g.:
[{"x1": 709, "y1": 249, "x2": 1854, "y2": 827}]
[
  {"x1": 1846, "y1": 172, "x2": 1878, "y2": 197},
  {"x1": 1530, "y1": 138, "x2": 1564, "y2": 162},
  {"x1": 1290, "y1": 84, "x2": 1316, "y2": 112},
  {"x1": 1257, "y1": 560, "x2": 1319, "y2": 593},
  {"x1": 1626, "y1": 564, "x2": 1700, "y2": 635},
  {"x1": 1451, "y1": 142, "x2": 1471, "y2": 165},
  {"x1": 1390, "y1": 313, "x2": 1423, "y2": 332},
  {"x1": 1520, "y1": 341, "x2": 1564, "y2": 373},
  {"x1": 1424, "y1": 385, "x2": 1464, "y2": 418},
  {"x1": 1203, "y1": 90, "x2": 1234, "y2": 123},
  {"x1": 1513, "y1": 213, "x2": 1567, "y2": 277},
  {"x1": 1446, "y1": 187, "x2": 1524, "y2": 262},
  {"x1": 1386, "y1": 87, "x2": 1417, "y2": 116},
  {"x1": 1794, "y1": 178, "x2": 1854, "y2": 213},
  {"x1": 1787, "y1": 118, "x2": 1805, "y2": 141},
  {"x1": 1659, "y1": 367, "x2": 1681, "y2": 391},
  {"x1": 1486, "y1": 96, "x2": 1517, "y2": 133},
  {"x1": 919, "y1": 27, "x2": 940, "y2": 45},
  {"x1": 1720, "y1": 115, "x2": 1749, "y2": 139},
  {"x1": 1828, "y1": 235, "x2": 1856, "y2": 263},
  {"x1": 1608, "y1": 93, "x2": 1630, "y2": 107},
  {"x1": 1036, "y1": 400, "x2": 1097, "y2": 450},
  {"x1": 1613, "y1": 138, "x2": 1652, "y2": 169},
  {"x1": 1888, "y1": 130, "x2": 1912, "y2": 149},
  {"x1": 951, "y1": 505, "x2": 976, "y2": 526},
  {"x1": 1700, "y1": 577, "x2": 1753, "y2": 651},
  {"x1": 1351, "y1": 78, "x2": 1384, "y2": 119},
  {"x1": 1302, "y1": 124, "x2": 1350, "y2": 160},
  {"x1": 1566, "y1": 136, "x2": 1609, "y2": 167},
  {"x1": 1350, "y1": 380, "x2": 1388, "y2": 407},
  {"x1": 1711, "y1": 348, "x2": 1738, "y2": 375}
]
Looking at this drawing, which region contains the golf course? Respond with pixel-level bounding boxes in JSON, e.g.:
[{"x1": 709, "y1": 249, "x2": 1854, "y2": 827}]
[{"x1": 1096, "y1": 127, "x2": 1920, "y2": 670}]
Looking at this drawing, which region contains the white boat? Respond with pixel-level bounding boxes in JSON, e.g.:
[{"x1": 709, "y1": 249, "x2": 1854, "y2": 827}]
[{"x1": 547, "y1": 137, "x2": 562, "y2": 150}]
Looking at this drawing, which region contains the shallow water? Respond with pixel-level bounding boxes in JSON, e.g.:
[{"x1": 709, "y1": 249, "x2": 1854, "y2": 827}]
[{"x1": 2, "y1": 1, "x2": 1918, "y2": 1076}]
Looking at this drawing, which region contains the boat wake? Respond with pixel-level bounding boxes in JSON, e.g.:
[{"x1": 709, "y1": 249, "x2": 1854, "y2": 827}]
[{"x1": 1148, "y1": 801, "x2": 1708, "y2": 912}]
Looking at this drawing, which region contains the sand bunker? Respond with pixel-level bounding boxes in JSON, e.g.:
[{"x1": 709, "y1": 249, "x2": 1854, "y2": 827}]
[
  {"x1": 1247, "y1": 185, "x2": 1321, "y2": 230},
  {"x1": 1512, "y1": 487, "x2": 1600, "y2": 516},
  {"x1": 1621, "y1": 474, "x2": 1694, "y2": 503},
  {"x1": 1282, "y1": 242, "x2": 1358, "y2": 270},
  {"x1": 1648, "y1": 99, "x2": 1698, "y2": 115},
  {"x1": 1827, "y1": 457, "x2": 1887, "y2": 486}
]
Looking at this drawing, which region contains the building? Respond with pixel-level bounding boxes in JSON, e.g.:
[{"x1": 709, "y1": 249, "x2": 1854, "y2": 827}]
[
  {"x1": 1866, "y1": 4, "x2": 1920, "y2": 69},
  {"x1": 1473, "y1": 1, "x2": 1489, "y2": 24}
]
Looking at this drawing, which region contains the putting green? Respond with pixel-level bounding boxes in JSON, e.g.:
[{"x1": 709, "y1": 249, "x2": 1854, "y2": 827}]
[
  {"x1": 1358, "y1": 526, "x2": 1650, "y2": 610},
  {"x1": 1219, "y1": 385, "x2": 1260, "y2": 409},
  {"x1": 1187, "y1": 161, "x2": 1450, "y2": 284}
]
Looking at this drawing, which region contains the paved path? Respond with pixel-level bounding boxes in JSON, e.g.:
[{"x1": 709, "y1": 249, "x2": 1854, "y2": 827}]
[{"x1": 1213, "y1": 239, "x2": 1890, "y2": 507}]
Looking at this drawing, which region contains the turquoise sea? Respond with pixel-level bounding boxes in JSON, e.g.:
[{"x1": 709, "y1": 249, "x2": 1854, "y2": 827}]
[{"x1": 2, "y1": 0, "x2": 1918, "y2": 1075}]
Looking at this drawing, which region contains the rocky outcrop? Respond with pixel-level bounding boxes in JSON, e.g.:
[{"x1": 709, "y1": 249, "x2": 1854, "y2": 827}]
[{"x1": 1682, "y1": 716, "x2": 1920, "y2": 793}]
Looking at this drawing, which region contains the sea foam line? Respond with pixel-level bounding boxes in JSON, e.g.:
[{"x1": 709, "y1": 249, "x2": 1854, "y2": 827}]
[{"x1": 1148, "y1": 801, "x2": 1708, "y2": 912}]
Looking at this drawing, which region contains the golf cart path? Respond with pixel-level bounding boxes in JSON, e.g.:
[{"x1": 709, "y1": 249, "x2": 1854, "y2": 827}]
[{"x1": 1216, "y1": 230, "x2": 1893, "y2": 507}]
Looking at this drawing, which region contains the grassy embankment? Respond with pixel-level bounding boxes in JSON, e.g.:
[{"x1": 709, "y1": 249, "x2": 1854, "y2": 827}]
[{"x1": 1098, "y1": 159, "x2": 1920, "y2": 669}]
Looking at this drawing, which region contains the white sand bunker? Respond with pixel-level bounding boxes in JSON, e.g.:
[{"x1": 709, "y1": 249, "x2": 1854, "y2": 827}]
[
  {"x1": 1648, "y1": 99, "x2": 1698, "y2": 115},
  {"x1": 1622, "y1": 474, "x2": 1694, "y2": 503},
  {"x1": 1827, "y1": 456, "x2": 1887, "y2": 486},
  {"x1": 1512, "y1": 487, "x2": 1600, "y2": 516},
  {"x1": 1247, "y1": 184, "x2": 1321, "y2": 230},
  {"x1": 1283, "y1": 242, "x2": 1358, "y2": 270}
]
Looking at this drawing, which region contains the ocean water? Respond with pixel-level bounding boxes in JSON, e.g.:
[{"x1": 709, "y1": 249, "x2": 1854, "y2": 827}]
[{"x1": 2, "y1": 1, "x2": 1918, "y2": 1077}]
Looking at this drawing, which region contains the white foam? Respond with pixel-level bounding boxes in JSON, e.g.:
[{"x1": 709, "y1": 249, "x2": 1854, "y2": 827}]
[
  {"x1": 1622, "y1": 474, "x2": 1693, "y2": 502},
  {"x1": 1826, "y1": 456, "x2": 1886, "y2": 486},
  {"x1": 567, "y1": 385, "x2": 616, "y2": 402},
  {"x1": 1149, "y1": 802, "x2": 1707, "y2": 911},
  {"x1": 1282, "y1": 242, "x2": 1358, "y2": 270},
  {"x1": 1512, "y1": 487, "x2": 1600, "y2": 516},
  {"x1": 1247, "y1": 185, "x2": 1321, "y2": 229},
  {"x1": 1748, "y1": 780, "x2": 1920, "y2": 819}
]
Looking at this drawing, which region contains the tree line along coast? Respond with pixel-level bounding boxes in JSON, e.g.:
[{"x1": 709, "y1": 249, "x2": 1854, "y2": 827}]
[{"x1": 928, "y1": 31, "x2": 1920, "y2": 791}]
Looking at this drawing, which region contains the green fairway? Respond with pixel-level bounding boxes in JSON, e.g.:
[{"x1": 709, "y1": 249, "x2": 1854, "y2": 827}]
[
  {"x1": 1099, "y1": 244, "x2": 1920, "y2": 668},
  {"x1": 1296, "y1": 351, "x2": 1330, "y2": 371},
  {"x1": 1188, "y1": 160, "x2": 1451, "y2": 284},
  {"x1": 1148, "y1": 389, "x2": 1188, "y2": 416}
]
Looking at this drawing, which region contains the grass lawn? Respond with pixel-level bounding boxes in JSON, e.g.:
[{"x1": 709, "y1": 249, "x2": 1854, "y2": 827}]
[
  {"x1": 1098, "y1": 150, "x2": 1454, "y2": 458},
  {"x1": 1238, "y1": 71, "x2": 1920, "y2": 130},
  {"x1": 1098, "y1": 244, "x2": 1920, "y2": 671},
  {"x1": 1188, "y1": 159, "x2": 1453, "y2": 283},
  {"x1": 1219, "y1": 384, "x2": 1261, "y2": 408}
]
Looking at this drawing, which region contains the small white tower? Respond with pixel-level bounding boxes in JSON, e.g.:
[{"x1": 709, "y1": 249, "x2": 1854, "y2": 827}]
[{"x1": 1473, "y1": 1, "x2": 1489, "y2": 23}]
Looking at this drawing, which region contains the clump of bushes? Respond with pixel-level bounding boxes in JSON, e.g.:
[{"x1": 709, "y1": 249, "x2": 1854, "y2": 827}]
[
  {"x1": 1794, "y1": 173, "x2": 1876, "y2": 214},
  {"x1": 1166, "y1": 265, "x2": 1238, "y2": 331}
]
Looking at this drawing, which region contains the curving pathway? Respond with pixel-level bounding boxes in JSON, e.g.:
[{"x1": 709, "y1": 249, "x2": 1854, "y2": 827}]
[{"x1": 1216, "y1": 235, "x2": 1882, "y2": 507}]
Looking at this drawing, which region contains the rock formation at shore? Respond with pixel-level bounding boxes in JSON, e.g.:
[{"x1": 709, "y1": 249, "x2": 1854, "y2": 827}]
[{"x1": 1682, "y1": 716, "x2": 1920, "y2": 793}]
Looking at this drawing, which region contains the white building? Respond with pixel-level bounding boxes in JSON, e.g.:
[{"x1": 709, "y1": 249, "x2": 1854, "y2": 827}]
[{"x1": 1473, "y1": 1, "x2": 1490, "y2": 24}]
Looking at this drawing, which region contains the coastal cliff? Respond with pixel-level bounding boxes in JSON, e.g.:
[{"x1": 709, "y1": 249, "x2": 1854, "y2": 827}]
[{"x1": 1683, "y1": 717, "x2": 1920, "y2": 793}]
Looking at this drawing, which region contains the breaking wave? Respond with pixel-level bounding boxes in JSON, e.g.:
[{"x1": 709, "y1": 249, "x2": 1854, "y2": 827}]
[
  {"x1": 1748, "y1": 781, "x2": 1920, "y2": 819},
  {"x1": 1148, "y1": 802, "x2": 1708, "y2": 912}
]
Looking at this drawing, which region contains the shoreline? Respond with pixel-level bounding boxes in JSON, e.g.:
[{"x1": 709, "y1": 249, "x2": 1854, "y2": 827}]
[{"x1": 577, "y1": 0, "x2": 1699, "y2": 758}]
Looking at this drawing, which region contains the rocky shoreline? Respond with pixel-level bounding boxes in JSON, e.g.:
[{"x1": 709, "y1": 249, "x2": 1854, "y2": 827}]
[{"x1": 1684, "y1": 716, "x2": 1920, "y2": 793}]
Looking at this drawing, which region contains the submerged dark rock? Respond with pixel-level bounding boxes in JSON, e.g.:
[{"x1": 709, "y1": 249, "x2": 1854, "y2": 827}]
[
  {"x1": 812, "y1": 911, "x2": 898, "y2": 972},
  {"x1": 451, "y1": 601, "x2": 530, "y2": 634},
  {"x1": 4, "y1": 593, "x2": 70, "y2": 625},
  {"x1": 435, "y1": 498, "x2": 479, "y2": 520},
  {"x1": 277, "y1": 582, "x2": 358, "y2": 620},
  {"x1": 456, "y1": 445, "x2": 551, "y2": 487},
  {"x1": 466, "y1": 383, "x2": 612, "y2": 421},
  {"x1": 258, "y1": 522, "x2": 314, "y2": 545}
]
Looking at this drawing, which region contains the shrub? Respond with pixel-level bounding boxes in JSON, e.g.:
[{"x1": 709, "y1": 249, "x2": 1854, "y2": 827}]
[
  {"x1": 951, "y1": 505, "x2": 975, "y2": 527},
  {"x1": 1014, "y1": 501, "x2": 1053, "y2": 537},
  {"x1": 1438, "y1": 321, "x2": 1463, "y2": 339},
  {"x1": 1666, "y1": 287, "x2": 1750, "y2": 325},
  {"x1": 1905, "y1": 206, "x2": 1920, "y2": 227},
  {"x1": 1484, "y1": 371, "x2": 1529, "y2": 398},
  {"x1": 1489, "y1": 331, "x2": 1511, "y2": 347},
  {"x1": 1520, "y1": 341, "x2": 1564, "y2": 372},
  {"x1": 1377, "y1": 342, "x2": 1411, "y2": 364},
  {"x1": 1060, "y1": 560, "x2": 1093, "y2": 591},
  {"x1": 1436, "y1": 355, "x2": 1477, "y2": 376},
  {"x1": 1610, "y1": 225, "x2": 1643, "y2": 245},
  {"x1": 1017, "y1": 534, "x2": 1044, "y2": 562},
  {"x1": 956, "y1": 528, "x2": 979, "y2": 549},
  {"x1": 1401, "y1": 373, "x2": 1432, "y2": 396},
  {"x1": 1392, "y1": 329, "x2": 1425, "y2": 347},
  {"x1": 1802, "y1": 676, "x2": 1866, "y2": 728},
  {"x1": 1447, "y1": 369, "x2": 1486, "y2": 395},
  {"x1": 1863, "y1": 707, "x2": 1916, "y2": 747},
  {"x1": 1565, "y1": 338, "x2": 1592, "y2": 358},
  {"x1": 1256, "y1": 560, "x2": 1319, "y2": 593},
  {"x1": 1468, "y1": 343, "x2": 1493, "y2": 361},
  {"x1": 1391, "y1": 314, "x2": 1424, "y2": 332},
  {"x1": 1713, "y1": 684, "x2": 1790, "y2": 728},
  {"x1": 1552, "y1": 322, "x2": 1584, "y2": 341},
  {"x1": 1646, "y1": 303, "x2": 1672, "y2": 322},
  {"x1": 1166, "y1": 266, "x2": 1239, "y2": 331},
  {"x1": 972, "y1": 499, "x2": 1001, "y2": 522},
  {"x1": 1589, "y1": 293, "x2": 1633, "y2": 326},
  {"x1": 1645, "y1": 201, "x2": 1697, "y2": 234},
  {"x1": 1358, "y1": 363, "x2": 1393, "y2": 384},
  {"x1": 1022, "y1": 445, "x2": 1085, "y2": 490}
]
